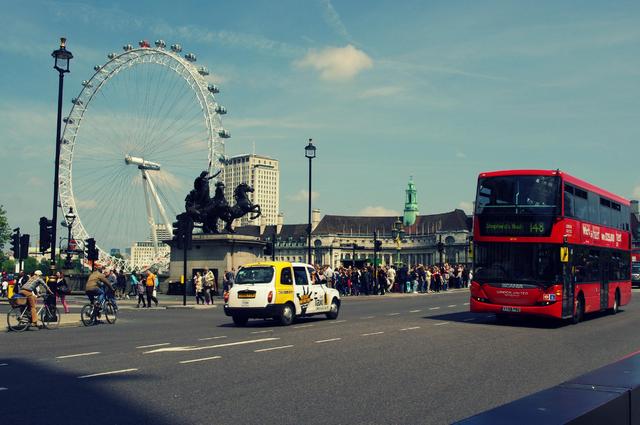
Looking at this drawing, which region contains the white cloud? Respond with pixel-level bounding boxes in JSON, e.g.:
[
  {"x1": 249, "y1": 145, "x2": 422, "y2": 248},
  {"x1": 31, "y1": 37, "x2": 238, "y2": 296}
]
[
  {"x1": 321, "y1": 0, "x2": 353, "y2": 43},
  {"x1": 455, "y1": 150, "x2": 467, "y2": 159},
  {"x1": 288, "y1": 190, "x2": 319, "y2": 202},
  {"x1": 358, "y1": 206, "x2": 400, "y2": 217},
  {"x1": 225, "y1": 117, "x2": 317, "y2": 130},
  {"x1": 295, "y1": 45, "x2": 373, "y2": 81},
  {"x1": 458, "y1": 201, "x2": 473, "y2": 214},
  {"x1": 358, "y1": 86, "x2": 404, "y2": 98}
]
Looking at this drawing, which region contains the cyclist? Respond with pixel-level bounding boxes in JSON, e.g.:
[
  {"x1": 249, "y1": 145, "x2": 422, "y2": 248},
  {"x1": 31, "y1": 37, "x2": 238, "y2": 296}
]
[
  {"x1": 18, "y1": 270, "x2": 53, "y2": 326},
  {"x1": 85, "y1": 266, "x2": 114, "y2": 306}
]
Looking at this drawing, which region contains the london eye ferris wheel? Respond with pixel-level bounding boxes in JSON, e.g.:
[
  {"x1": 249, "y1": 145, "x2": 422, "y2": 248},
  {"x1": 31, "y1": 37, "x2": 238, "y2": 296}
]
[{"x1": 58, "y1": 40, "x2": 229, "y2": 272}]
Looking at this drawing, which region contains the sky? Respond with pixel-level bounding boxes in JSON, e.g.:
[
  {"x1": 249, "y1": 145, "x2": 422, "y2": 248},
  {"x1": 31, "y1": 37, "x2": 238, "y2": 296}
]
[{"x1": 1, "y1": 0, "x2": 640, "y2": 250}]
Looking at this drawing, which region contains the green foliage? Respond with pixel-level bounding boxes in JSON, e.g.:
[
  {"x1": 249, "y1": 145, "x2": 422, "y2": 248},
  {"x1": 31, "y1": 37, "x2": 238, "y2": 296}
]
[
  {"x1": 23, "y1": 257, "x2": 38, "y2": 274},
  {"x1": 0, "y1": 205, "x2": 10, "y2": 251},
  {"x1": 1, "y1": 258, "x2": 15, "y2": 273}
]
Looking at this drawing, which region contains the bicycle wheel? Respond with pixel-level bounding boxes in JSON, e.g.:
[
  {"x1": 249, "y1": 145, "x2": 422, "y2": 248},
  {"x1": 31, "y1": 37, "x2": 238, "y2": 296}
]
[
  {"x1": 41, "y1": 306, "x2": 61, "y2": 330},
  {"x1": 7, "y1": 307, "x2": 29, "y2": 332},
  {"x1": 104, "y1": 302, "x2": 118, "y2": 324},
  {"x1": 80, "y1": 304, "x2": 96, "y2": 326}
]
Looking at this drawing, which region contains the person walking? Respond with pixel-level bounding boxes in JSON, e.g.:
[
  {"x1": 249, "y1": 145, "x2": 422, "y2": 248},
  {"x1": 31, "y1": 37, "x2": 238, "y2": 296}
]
[
  {"x1": 53, "y1": 271, "x2": 70, "y2": 314},
  {"x1": 145, "y1": 270, "x2": 158, "y2": 308},
  {"x1": 195, "y1": 272, "x2": 205, "y2": 305},
  {"x1": 204, "y1": 268, "x2": 214, "y2": 305},
  {"x1": 136, "y1": 273, "x2": 147, "y2": 308}
]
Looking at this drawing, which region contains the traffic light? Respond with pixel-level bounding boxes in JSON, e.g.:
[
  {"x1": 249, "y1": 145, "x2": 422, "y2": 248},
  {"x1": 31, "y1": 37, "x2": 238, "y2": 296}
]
[
  {"x1": 173, "y1": 213, "x2": 193, "y2": 250},
  {"x1": 10, "y1": 228, "x2": 20, "y2": 258},
  {"x1": 19, "y1": 234, "x2": 30, "y2": 260},
  {"x1": 39, "y1": 217, "x2": 53, "y2": 254},
  {"x1": 374, "y1": 240, "x2": 383, "y2": 251},
  {"x1": 86, "y1": 237, "x2": 99, "y2": 261},
  {"x1": 264, "y1": 240, "x2": 273, "y2": 257}
]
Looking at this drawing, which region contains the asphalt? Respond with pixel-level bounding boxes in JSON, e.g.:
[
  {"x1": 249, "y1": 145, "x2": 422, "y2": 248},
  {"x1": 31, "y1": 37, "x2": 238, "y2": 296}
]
[{"x1": 1, "y1": 289, "x2": 638, "y2": 425}]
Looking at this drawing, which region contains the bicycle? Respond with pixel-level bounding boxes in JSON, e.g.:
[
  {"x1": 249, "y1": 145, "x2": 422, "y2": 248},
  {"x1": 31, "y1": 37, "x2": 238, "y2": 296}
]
[
  {"x1": 7, "y1": 294, "x2": 60, "y2": 332},
  {"x1": 80, "y1": 293, "x2": 118, "y2": 326}
]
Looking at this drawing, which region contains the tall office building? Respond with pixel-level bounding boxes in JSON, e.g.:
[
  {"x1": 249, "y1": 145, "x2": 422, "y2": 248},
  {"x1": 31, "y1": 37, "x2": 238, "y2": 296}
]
[{"x1": 221, "y1": 154, "x2": 279, "y2": 227}]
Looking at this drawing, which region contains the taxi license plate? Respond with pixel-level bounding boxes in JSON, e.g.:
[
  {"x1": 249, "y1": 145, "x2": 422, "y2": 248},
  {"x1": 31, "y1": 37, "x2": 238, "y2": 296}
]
[
  {"x1": 238, "y1": 293, "x2": 256, "y2": 299},
  {"x1": 502, "y1": 306, "x2": 521, "y2": 313}
]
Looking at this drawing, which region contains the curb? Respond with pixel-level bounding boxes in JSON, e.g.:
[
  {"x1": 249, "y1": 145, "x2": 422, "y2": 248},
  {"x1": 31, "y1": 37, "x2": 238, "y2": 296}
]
[{"x1": 166, "y1": 304, "x2": 217, "y2": 310}]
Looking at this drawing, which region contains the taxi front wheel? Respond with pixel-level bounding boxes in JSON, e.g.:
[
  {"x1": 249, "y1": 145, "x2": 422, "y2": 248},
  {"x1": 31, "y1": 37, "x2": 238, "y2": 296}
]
[
  {"x1": 279, "y1": 304, "x2": 295, "y2": 326},
  {"x1": 326, "y1": 299, "x2": 340, "y2": 320}
]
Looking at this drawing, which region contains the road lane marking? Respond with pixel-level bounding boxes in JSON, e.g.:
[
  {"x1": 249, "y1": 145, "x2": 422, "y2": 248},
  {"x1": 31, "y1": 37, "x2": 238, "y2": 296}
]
[
  {"x1": 293, "y1": 324, "x2": 314, "y2": 329},
  {"x1": 429, "y1": 307, "x2": 440, "y2": 310},
  {"x1": 329, "y1": 319, "x2": 346, "y2": 323},
  {"x1": 463, "y1": 318, "x2": 476, "y2": 322},
  {"x1": 250, "y1": 330, "x2": 274, "y2": 334},
  {"x1": 179, "y1": 356, "x2": 222, "y2": 364},
  {"x1": 0, "y1": 388, "x2": 7, "y2": 391},
  {"x1": 78, "y1": 368, "x2": 138, "y2": 379},
  {"x1": 0, "y1": 363, "x2": 8, "y2": 367},
  {"x1": 434, "y1": 322, "x2": 449, "y2": 326},
  {"x1": 361, "y1": 332, "x2": 384, "y2": 336},
  {"x1": 254, "y1": 345, "x2": 294, "y2": 353},
  {"x1": 144, "y1": 337, "x2": 280, "y2": 354},
  {"x1": 409, "y1": 310, "x2": 422, "y2": 313},
  {"x1": 400, "y1": 326, "x2": 421, "y2": 331},
  {"x1": 463, "y1": 302, "x2": 470, "y2": 305},
  {"x1": 361, "y1": 316, "x2": 375, "y2": 319},
  {"x1": 56, "y1": 352, "x2": 100, "y2": 359},
  {"x1": 387, "y1": 313, "x2": 400, "y2": 316},
  {"x1": 198, "y1": 336, "x2": 227, "y2": 341},
  {"x1": 315, "y1": 338, "x2": 341, "y2": 344},
  {"x1": 136, "y1": 343, "x2": 170, "y2": 349},
  {"x1": 447, "y1": 305, "x2": 457, "y2": 308}
]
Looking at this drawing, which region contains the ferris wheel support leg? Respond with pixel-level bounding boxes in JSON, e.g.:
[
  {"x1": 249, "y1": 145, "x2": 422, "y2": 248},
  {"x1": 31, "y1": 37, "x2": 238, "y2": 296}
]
[
  {"x1": 144, "y1": 171, "x2": 174, "y2": 240},
  {"x1": 142, "y1": 170, "x2": 159, "y2": 256}
]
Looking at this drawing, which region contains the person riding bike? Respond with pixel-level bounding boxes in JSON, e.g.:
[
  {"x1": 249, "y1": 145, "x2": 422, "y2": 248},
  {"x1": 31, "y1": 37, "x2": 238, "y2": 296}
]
[
  {"x1": 85, "y1": 267, "x2": 114, "y2": 307},
  {"x1": 18, "y1": 270, "x2": 53, "y2": 326}
]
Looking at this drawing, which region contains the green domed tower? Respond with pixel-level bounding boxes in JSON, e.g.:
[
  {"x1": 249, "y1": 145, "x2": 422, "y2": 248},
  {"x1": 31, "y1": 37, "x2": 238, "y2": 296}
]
[{"x1": 403, "y1": 176, "x2": 419, "y2": 227}]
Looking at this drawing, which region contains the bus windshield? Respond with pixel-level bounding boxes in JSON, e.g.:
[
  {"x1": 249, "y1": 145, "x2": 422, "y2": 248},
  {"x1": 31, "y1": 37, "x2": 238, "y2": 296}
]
[
  {"x1": 474, "y1": 242, "x2": 561, "y2": 286},
  {"x1": 475, "y1": 175, "x2": 560, "y2": 215}
]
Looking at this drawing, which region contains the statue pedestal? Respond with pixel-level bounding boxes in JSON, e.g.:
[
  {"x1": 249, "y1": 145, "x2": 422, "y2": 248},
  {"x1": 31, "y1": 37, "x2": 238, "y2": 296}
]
[{"x1": 166, "y1": 233, "x2": 266, "y2": 294}]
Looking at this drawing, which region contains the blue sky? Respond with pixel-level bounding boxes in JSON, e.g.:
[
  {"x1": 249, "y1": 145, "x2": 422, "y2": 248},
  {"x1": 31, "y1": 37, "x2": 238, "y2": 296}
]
[{"x1": 2, "y1": 0, "x2": 640, "y2": 249}]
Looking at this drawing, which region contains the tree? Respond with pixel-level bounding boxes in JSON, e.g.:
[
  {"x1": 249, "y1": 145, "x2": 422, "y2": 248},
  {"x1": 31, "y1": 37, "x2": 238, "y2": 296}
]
[
  {"x1": 0, "y1": 205, "x2": 10, "y2": 251},
  {"x1": 1, "y1": 258, "x2": 15, "y2": 273},
  {"x1": 23, "y1": 257, "x2": 38, "y2": 274}
]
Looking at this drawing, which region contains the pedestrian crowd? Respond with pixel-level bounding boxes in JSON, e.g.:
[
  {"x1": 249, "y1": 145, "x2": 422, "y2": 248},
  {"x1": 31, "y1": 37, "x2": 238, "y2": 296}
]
[{"x1": 311, "y1": 263, "x2": 472, "y2": 297}]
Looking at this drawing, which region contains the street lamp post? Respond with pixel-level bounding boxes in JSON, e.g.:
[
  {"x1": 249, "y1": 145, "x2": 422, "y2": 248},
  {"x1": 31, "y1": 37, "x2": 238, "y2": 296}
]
[
  {"x1": 64, "y1": 207, "x2": 76, "y2": 269},
  {"x1": 50, "y1": 38, "x2": 73, "y2": 272},
  {"x1": 391, "y1": 218, "x2": 405, "y2": 266},
  {"x1": 305, "y1": 139, "x2": 316, "y2": 265}
]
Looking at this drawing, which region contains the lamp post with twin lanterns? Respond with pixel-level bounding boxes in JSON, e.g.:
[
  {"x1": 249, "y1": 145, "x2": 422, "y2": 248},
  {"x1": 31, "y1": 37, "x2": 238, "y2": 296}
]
[
  {"x1": 305, "y1": 139, "x2": 316, "y2": 265},
  {"x1": 391, "y1": 217, "x2": 405, "y2": 266},
  {"x1": 50, "y1": 38, "x2": 73, "y2": 272}
]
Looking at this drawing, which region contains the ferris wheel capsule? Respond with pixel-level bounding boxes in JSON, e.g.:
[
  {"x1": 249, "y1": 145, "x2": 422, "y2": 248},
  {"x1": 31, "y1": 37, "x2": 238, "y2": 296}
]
[
  {"x1": 93, "y1": 65, "x2": 102, "y2": 71},
  {"x1": 198, "y1": 66, "x2": 209, "y2": 76},
  {"x1": 139, "y1": 40, "x2": 150, "y2": 48},
  {"x1": 171, "y1": 44, "x2": 182, "y2": 53},
  {"x1": 72, "y1": 98, "x2": 83, "y2": 105},
  {"x1": 81, "y1": 80, "x2": 93, "y2": 87},
  {"x1": 107, "y1": 53, "x2": 117, "y2": 60},
  {"x1": 155, "y1": 40, "x2": 166, "y2": 48},
  {"x1": 215, "y1": 105, "x2": 227, "y2": 115},
  {"x1": 184, "y1": 53, "x2": 197, "y2": 62},
  {"x1": 207, "y1": 84, "x2": 219, "y2": 94},
  {"x1": 123, "y1": 44, "x2": 133, "y2": 51},
  {"x1": 218, "y1": 129, "x2": 230, "y2": 138},
  {"x1": 63, "y1": 117, "x2": 75, "y2": 124}
]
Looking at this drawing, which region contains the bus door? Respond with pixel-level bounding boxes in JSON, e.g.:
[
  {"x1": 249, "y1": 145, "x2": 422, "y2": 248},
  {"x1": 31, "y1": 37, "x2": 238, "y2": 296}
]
[
  {"x1": 601, "y1": 261, "x2": 609, "y2": 310},
  {"x1": 562, "y1": 257, "x2": 574, "y2": 318}
]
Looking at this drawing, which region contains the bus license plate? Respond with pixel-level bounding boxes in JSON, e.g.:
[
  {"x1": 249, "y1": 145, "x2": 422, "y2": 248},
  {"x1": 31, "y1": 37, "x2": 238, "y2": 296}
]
[{"x1": 502, "y1": 306, "x2": 521, "y2": 313}]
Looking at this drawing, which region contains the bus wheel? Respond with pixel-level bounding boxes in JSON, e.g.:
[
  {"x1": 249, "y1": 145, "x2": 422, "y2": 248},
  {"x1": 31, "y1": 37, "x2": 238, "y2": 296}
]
[
  {"x1": 572, "y1": 295, "x2": 584, "y2": 324},
  {"x1": 611, "y1": 290, "x2": 620, "y2": 315}
]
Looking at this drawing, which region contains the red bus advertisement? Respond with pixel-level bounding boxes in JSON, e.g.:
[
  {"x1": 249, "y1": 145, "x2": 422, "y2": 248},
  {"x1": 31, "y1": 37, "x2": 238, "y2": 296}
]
[{"x1": 470, "y1": 170, "x2": 632, "y2": 323}]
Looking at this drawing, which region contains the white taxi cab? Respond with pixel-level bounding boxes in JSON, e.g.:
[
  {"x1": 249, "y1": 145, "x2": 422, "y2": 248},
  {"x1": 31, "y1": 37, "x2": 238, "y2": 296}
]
[{"x1": 223, "y1": 261, "x2": 341, "y2": 326}]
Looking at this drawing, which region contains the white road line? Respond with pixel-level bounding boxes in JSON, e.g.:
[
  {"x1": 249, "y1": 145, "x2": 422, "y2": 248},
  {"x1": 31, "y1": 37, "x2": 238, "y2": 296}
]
[
  {"x1": 429, "y1": 307, "x2": 440, "y2": 310},
  {"x1": 400, "y1": 326, "x2": 421, "y2": 331},
  {"x1": 293, "y1": 324, "x2": 314, "y2": 329},
  {"x1": 387, "y1": 313, "x2": 400, "y2": 316},
  {"x1": 136, "y1": 343, "x2": 170, "y2": 349},
  {"x1": 198, "y1": 336, "x2": 227, "y2": 341},
  {"x1": 361, "y1": 316, "x2": 375, "y2": 319},
  {"x1": 145, "y1": 337, "x2": 280, "y2": 354},
  {"x1": 463, "y1": 302, "x2": 470, "y2": 305},
  {"x1": 0, "y1": 388, "x2": 7, "y2": 391},
  {"x1": 434, "y1": 322, "x2": 449, "y2": 326},
  {"x1": 250, "y1": 330, "x2": 274, "y2": 334},
  {"x1": 315, "y1": 338, "x2": 342, "y2": 344},
  {"x1": 463, "y1": 318, "x2": 476, "y2": 322},
  {"x1": 56, "y1": 352, "x2": 100, "y2": 359},
  {"x1": 361, "y1": 332, "x2": 384, "y2": 336},
  {"x1": 179, "y1": 356, "x2": 222, "y2": 364},
  {"x1": 409, "y1": 309, "x2": 422, "y2": 313},
  {"x1": 329, "y1": 319, "x2": 346, "y2": 324},
  {"x1": 447, "y1": 305, "x2": 457, "y2": 308},
  {"x1": 254, "y1": 345, "x2": 294, "y2": 353},
  {"x1": 78, "y1": 368, "x2": 138, "y2": 379},
  {"x1": 0, "y1": 363, "x2": 8, "y2": 367}
]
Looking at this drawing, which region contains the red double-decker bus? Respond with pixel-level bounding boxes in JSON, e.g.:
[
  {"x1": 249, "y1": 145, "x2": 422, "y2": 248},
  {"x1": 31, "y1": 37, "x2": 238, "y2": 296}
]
[{"x1": 470, "y1": 169, "x2": 632, "y2": 323}]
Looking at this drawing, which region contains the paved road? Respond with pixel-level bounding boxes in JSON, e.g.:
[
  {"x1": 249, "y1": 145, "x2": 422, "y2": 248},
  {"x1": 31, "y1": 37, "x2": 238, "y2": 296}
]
[{"x1": 1, "y1": 289, "x2": 638, "y2": 424}]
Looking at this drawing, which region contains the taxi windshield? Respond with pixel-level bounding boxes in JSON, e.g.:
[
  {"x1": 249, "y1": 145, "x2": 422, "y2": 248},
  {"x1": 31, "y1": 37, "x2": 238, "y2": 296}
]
[{"x1": 236, "y1": 267, "x2": 274, "y2": 284}]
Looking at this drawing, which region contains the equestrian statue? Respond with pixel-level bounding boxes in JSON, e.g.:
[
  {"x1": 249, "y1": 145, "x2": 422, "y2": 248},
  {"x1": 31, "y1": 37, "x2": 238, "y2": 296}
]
[{"x1": 185, "y1": 170, "x2": 262, "y2": 234}]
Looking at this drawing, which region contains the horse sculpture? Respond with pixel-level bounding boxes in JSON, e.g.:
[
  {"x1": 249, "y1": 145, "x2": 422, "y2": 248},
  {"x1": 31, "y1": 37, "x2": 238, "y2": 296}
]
[{"x1": 185, "y1": 180, "x2": 261, "y2": 234}]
